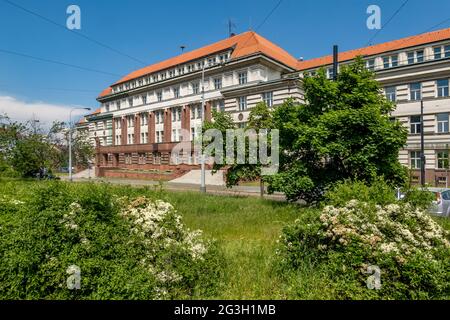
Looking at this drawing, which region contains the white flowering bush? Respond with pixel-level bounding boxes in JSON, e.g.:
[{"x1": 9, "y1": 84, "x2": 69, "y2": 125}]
[
  {"x1": 0, "y1": 182, "x2": 222, "y2": 299},
  {"x1": 279, "y1": 200, "x2": 450, "y2": 299},
  {"x1": 118, "y1": 196, "x2": 217, "y2": 299}
]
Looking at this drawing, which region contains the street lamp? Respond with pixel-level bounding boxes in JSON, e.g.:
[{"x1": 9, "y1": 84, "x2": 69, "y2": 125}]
[
  {"x1": 200, "y1": 61, "x2": 206, "y2": 193},
  {"x1": 69, "y1": 107, "x2": 91, "y2": 182}
]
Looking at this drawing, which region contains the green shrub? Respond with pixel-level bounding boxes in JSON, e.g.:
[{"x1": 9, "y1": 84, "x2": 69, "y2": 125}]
[
  {"x1": 278, "y1": 200, "x2": 450, "y2": 299},
  {"x1": 324, "y1": 179, "x2": 397, "y2": 207},
  {"x1": 0, "y1": 182, "x2": 223, "y2": 299},
  {"x1": 401, "y1": 187, "x2": 435, "y2": 210}
]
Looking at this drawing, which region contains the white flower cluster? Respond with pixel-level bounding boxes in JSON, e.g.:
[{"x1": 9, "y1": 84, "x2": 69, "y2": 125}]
[
  {"x1": 319, "y1": 200, "x2": 449, "y2": 263},
  {"x1": 120, "y1": 197, "x2": 210, "y2": 287},
  {"x1": 60, "y1": 202, "x2": 81, "y2": 230},
  {"x1": 0, "y1": 195, "x2": 24, "y2": 206}
]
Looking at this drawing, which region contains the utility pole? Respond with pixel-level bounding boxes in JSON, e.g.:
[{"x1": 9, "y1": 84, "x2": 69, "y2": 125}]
[
  {"x1": 69, "y1": 107, "x2": 91, "y2": 182},
  {"x1": 420, "y1": 99, "x2": 426, "y2": 187}
]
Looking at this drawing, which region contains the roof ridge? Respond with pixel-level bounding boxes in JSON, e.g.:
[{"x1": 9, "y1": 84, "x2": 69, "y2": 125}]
[{"x1": 297, "y1": 27, "x2": 450, "y2": 70}]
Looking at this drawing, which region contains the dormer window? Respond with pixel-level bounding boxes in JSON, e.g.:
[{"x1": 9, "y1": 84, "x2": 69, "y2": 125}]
[
  {"x1": 383, "y1": 55, "x2": 398, "y2": 69},
  {"x1": 238, "y1": 71, "x2": 248, "y2": 84}
]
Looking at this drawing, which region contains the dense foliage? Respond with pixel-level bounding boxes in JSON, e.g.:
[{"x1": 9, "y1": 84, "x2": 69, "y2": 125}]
[
  {"x1": 279, "y1": 193, "x2": 450, "y2": 299},
  {"x1": 0, "y1": 114, "x2": 93, "y2": 177},
  {"x1": 268, "y1": 58, "x2": 408, "y2": 203},
  {"x1": 0, "y1": 181, "x2": 222, "y2": 299}
]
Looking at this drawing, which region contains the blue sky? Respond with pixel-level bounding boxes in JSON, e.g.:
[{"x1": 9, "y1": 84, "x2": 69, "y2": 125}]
[{"x1": 1, "y1": 0, "x2": 450, "y2": 124}]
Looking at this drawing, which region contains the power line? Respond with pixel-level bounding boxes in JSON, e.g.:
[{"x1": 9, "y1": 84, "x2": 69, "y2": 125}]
[
  {"x1": 1, "y1": 0, "x2": 148, "y2": 66},
  {"x1": 366, "y1": 0, "x2": 410, "y2": 46},
  {"x1": 0, "y1": 84, "x2": 100, "y2": 94},
  {"x1": 256, "y1": 0, "x2": 284, "y2": 31},
  {"x1": 0, "y1": 48, "x2": 121, "y2": 77},
  {"x1": 233, "y1": 0, "x2": 284, "y2": 58},
  {"x1": 423, "y1": 17, "x2": 450, "y2": 33}
]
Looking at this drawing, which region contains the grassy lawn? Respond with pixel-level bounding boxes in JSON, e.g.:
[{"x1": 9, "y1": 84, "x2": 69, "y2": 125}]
[
  {"x1": 163, "y1": 191, "x2": 301, "y2": 299},
  {"x1": 1, "y1": 179, "x2": 449, "y2": 299}
]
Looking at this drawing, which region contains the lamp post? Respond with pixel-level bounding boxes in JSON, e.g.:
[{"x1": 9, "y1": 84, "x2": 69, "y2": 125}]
[
  {"x1": 200, "y1": 60, "x2": 206, "y2": 193},
  {"x1": 69, "y1": 107, "x2": 91, "y2": 182},
  {"x1": 420, "y1": 100, "x2": 425, "y2": 187}
]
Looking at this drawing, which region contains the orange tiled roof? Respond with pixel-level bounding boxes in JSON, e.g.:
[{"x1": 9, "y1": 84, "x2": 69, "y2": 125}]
[
  {"x1": 98, "y1": 31, "x2": 299, "y2": 98},
  {"x1": 297, "y1": 27, "x2": 450, "y2": 70}
]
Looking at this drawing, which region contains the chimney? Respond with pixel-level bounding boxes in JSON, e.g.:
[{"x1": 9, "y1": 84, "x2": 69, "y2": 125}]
[
  {"x1": 230, "y1": 32, "x2": 236, "y2": 38},
  {"x1": 333, "y1": 45, "x2": 338, "y2": 81}
]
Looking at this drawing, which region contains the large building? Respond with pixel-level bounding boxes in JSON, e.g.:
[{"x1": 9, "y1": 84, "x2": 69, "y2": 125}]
[{"x1": 83, "y1": 28, "x2": 450, "y2": 184}]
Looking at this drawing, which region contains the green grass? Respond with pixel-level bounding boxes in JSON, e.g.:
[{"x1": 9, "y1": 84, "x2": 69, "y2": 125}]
[
  {"x1": 1, "y1": 178, "x2": 449, "y2": 299},
  {"x1": 162, "y1": 192, "x2": 301, "y2": 299}
]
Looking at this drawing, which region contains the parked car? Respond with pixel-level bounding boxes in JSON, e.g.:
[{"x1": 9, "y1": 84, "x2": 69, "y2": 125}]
[
  {"x1": 426, "y1": 188, "x2": 450, "y2": 217},
  {"x1": 395, "y1": 187, "x2": 450, "y2": 217}
]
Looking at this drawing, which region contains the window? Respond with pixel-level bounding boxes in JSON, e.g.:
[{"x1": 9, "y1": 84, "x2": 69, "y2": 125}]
[
  {"x1": 214, "y1": 77, "x2": 222, "y2": 90},
  {"x1": 172, "y1": 107, "x2": 181, "y2": 122},
  {"x1": 115, "y1": 135, "x2": 121, "y2": 145},
  {"x1": 437, "y1": 113, "x2": 449, "y2": 133},
  {"x1": 138, "y1": 79, "x2": 143, "y2": 86},
  {"x1": 366, "y1": 59, "x2": 375, "y2": 71},
  {"x1": 142, "y1": 95, "x2": 147, "y2": 105},
  {"x1": 138, "y1": 153, "x2": 146, "y2": 164},
  {"x1": 191, "y1": 127, "x2": 196, "y2": 141},
  {"x1": 407, "y1": 52, "x2": 415, "y2": 65},
  {"x1": 116, "y1": 101, "x2": 121, "y2": 110},
  {"x1": 417, "y1": 50, "x2": 424, "y2": 63},
  {"x1": 410, "y1": 82, "x2": 422, "y2": 101},
  {"x1": 105, "y1": 103, "x2": 110, "y2": 112},
  {"x1": 262, "y1": 92, "x2": 273, "y2": 107},
  {"x1": 407, "y1": 51, "x2": 424, "y2": 64},
  {"x1": 445, "y1": 45, "x2": 450, "y2": 58},
  {"x1": 238, "y1": 72, "x2": 248, "y2": 85},
  {"x1": 192, "y1": 82, "x2": 199, "y2": 94},
  {"x1": 385, "y1": 86, "x2": 396, "y2": 102},
  {"x1": 114, "y1": 118, "x2": 121, "y2": 129},
  {"x1": 125, "y1": 153, "x2": 132, "y2": 164},
  {"x1": 172, "y1": 129, "x2": 177, "y2": 142},
  {"x1": 155, "y1": 110, "x2": 164, "y2": 124},
  {"x1": 437, "y1": 177, "x2": 448, "y2": 187},
  {"x1": 191, "y1": 106, "x2": 196, "y2": 119},
  {"x1": 196, "y1": 106, "x2": 202, "y2": 119},
  {"x1": 127, "y1": 134, "x2": 134, "y2": 145},
  {"x1": 437, "y1": 79, "x2": 449, "y2": 97},
  {"x1": 153, "y1": 152, "x2": 161, "y2": 164},
  {"x1": 437, "y1": 151, "x2": 449, "y2": 169},
  {"x1": 238, "y1": 96, "x2": 247, "y2": 111},
  {"x1": 238, "y1": 122, "x2": 247, "y2": 129},
  {"x1": 391, "y1": 55, "x2": 398, "y2": 67},
  {"x1": 327, "y1": 68, "x2": 334, "y2": 79},
  {"x1": 173, "y1": 87, "x2": 180, "y2": 98},
  {"x1": 410, "y1": 115, "x2": 421, "y2": 134},
  {"x1": 127, "y1": 115, "x2": 135, "y2": 128},
  {"x1": 410, "y1": 151, "x2": 422, "y2": 169},
  {"x1": 156, "y1": 131, "x2": 164, "y2": 143},
  {"x1": 157, "y1": 91, "x2": 163, "y2": 102},
  {"x1": 140, "y1": 113, "x2": 148, "y2": 126},
  {"x1": 213, "y1": 100, "x2": 225, "y2": 112},
  {"x1": 383, "y1": 55, "x2": 398, "y2": 68},
  {"x1": 434, "y1": 47, "x2": 442, "y2": 59}
]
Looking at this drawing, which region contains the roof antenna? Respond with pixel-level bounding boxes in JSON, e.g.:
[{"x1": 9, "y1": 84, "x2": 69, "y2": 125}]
[
  {"x1": 180, "y1": 45, "x2": 186, "y2": 53},
  {"x1": 228, "y1": 18, "x2": 236, "y2": 37}
]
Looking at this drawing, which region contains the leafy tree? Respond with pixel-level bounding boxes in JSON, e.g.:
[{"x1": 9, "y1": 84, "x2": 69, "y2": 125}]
[
  {"x1": 267, "y1": 58, "x2": 408, "y2": 203},
  {"x1": 204, "y1": 103, "x2": 276, "y2": 196}
]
